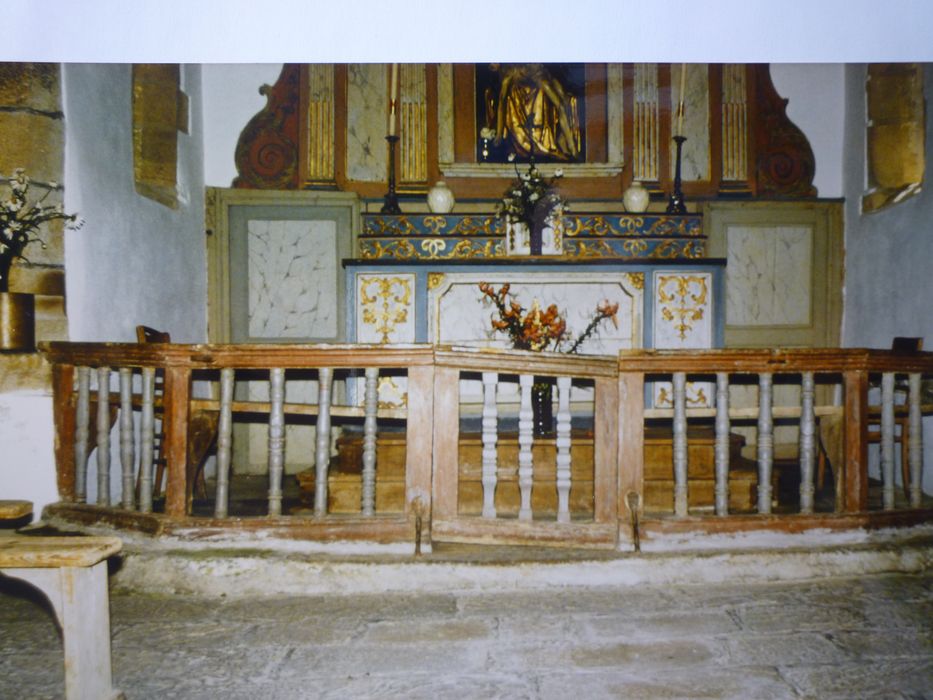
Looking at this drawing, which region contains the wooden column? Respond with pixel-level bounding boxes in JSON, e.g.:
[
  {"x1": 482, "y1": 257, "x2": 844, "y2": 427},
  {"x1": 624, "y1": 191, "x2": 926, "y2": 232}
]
[
  {"x1": 51, "y1": 363, "x2": 77, "y2": 502},
  {"x1": 618, "y1": 372, "x2": 645, "y2": 530},
  {"x1": 843, "y1": 370, "x2": 869, "y2": 513},
  {"x1": 162, "y1": 366, "x2": 192, "y2": 519},
  {"x1": 406, "y1": 364, "x2": 435, "y2": 518},
  {"x1": 592, "y1": 375, "x2": 619, "y2": 528},
  {"x1": 908, "y1": 373, "x2": 923, "y2": 508},
  {"x1": 431, "y1": 366, "x2": 460, "y2": 521}
]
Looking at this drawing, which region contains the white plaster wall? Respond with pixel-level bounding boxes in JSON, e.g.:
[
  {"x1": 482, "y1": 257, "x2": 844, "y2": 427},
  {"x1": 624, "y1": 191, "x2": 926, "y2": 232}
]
[
  {"x1": 770, "y1": 63, "x2": 846, "y2": 198},
  {"x1": 202, "y1": 63, "x2": 283, "y2": 187},
  {"x1": 62, "y1": 63, "x2": 207, "y2": 343},
  {"x1": 842, "y1": 62, "x2": 933, "y2": 490},
  {"x1": 0, "y1": 392, "x2": 58, "y2": 522}
]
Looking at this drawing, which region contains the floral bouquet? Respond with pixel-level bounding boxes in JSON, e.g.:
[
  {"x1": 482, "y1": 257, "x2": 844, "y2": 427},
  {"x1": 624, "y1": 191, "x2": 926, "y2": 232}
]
[
  {"x1": 0, "y1": 169, "x2": 82, "y2": 292},
  {"x1": 497, "y1": 154, "x2": 567, "y2": 236},
  {"x1": 479, "y1": 282, "x2": 619, "y2": 354}
]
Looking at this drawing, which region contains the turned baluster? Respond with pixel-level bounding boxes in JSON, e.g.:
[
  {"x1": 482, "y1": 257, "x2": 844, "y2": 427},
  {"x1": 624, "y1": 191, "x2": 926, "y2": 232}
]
[
  {"x1": 555, "y1": 376, "x2": 572, "y2": 524},
  {"x1": 361, "y1": 367, "x2": 379, "y2": 516},
  {"x1": 908, "y1": 373, "x2": 923, "y2": 508},
  {"x1": 138, "y1": 368, "x2": 155, "y2": 514},
  {"x1": 757, "y1": 373, "x2": 774, "y2": 514},
  {"x1": 672, "y1": 372, "x2": 688, "y2": 517},
  {"x1": 880, "y1": 372, "x2": 896, "y2": 511},
  {"x1": 481, "y1": 372, "x2": 498, "y2": 519},
  {"x1": 214, "y1": 368, "x2": 235, "y2": 518},
  {"x1": 799, "y1": 372, "x2": 816, "y2": 514},
  {"x1": 74, "y1": 366, "x2": 91, "y2": 504},
  {"x1": 118, "y1": 368, "x2": 136, "y2": 510},
  {"x1": 314, "y1": 367, "x2": 334, "y2": 517},
  {"x1": 96, "y1": 367, "x2": 112, "y2": 507},
  {"x1": 267, "y1": 368, "x2": 286, "y2": 517},
  {"x1": 518, "y1": 374, "x2": 534, "y2": 521},
  {"x1": 714, "y1": 372, "x2": 730, "y2": 516}
]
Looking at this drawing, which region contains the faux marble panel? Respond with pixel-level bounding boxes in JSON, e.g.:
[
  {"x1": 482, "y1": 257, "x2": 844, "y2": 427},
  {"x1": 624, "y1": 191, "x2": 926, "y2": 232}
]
[
  {"x1": 672, "y1": 63, "x2": 710, "y2": 182},
  {"x1": 346, "y1": 64, "x2": 387, "y2": 182},
  {"x1": 431, "y1": 273, "x2": 642, "y2": 355},
  {"x1": 247, "y1": 219, "x2": 338, "y2": 339},
  {"x1": 356, "y1": 273, "x2": 416, "y2": 344},
  {"x1": 726, "y1": 226, "x2": 812, "y2": 326},
  {"x1": 607, "y1": 64, "x2": 624, "y2": 164}
]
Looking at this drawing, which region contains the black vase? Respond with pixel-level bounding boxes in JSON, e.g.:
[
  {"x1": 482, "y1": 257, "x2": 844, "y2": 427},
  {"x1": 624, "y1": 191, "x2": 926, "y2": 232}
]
[{"x1": 531, "y1": 377, "x2": 554, "y2": 436}]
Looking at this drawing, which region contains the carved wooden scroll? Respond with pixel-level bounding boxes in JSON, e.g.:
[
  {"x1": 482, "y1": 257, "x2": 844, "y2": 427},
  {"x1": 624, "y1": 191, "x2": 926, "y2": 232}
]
[
  {"x1": 233, "y1": 64, "x2": 301, "y2": 189},
  {"x1": 754, "y1": 65, "x2": 817, "y2": 198}
]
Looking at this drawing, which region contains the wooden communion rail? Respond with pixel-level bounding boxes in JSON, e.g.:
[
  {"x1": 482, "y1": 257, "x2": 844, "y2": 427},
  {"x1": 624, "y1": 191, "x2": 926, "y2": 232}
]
[{"x1": 40, "y1": 342, "x2": 933, "y2": 550}]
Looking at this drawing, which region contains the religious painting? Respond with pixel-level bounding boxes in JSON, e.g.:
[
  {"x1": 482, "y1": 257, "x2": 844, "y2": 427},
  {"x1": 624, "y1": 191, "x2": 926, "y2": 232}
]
[{"x1": 475, "y1": 63, "x2": 587, "y2": 164}]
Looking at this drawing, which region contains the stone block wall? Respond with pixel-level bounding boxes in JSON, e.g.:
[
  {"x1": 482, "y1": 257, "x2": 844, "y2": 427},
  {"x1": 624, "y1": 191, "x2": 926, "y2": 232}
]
[{"x1": 0, "y1": 63, "x2": 68, "y2": 343}]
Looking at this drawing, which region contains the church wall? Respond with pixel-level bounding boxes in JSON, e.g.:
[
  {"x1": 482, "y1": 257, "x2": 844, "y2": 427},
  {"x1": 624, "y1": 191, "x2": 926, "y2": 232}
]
[
  {"x1": 62, "y1": 63, "x2": 207, "y2": 343},
  {"x1": 842, "y1": 62, "x2": 933, "y2": 488}
]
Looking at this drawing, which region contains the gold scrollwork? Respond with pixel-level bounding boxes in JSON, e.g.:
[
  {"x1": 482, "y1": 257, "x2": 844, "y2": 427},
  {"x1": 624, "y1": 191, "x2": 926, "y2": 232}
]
[
  {"x1": 359, "y1": 276, "x2": 413, "y2": 344},
  {"x1": 446, "y1": 216, "x2": 500, "y2": 236},
  {"x1": 623, "y1": 272, "x2": 645, "y2": 291},
  {"x1": 361, "y1": 239, "x2": 419, "y2": 260},
  {"x1": 658, "y1": 275, "x2": 709, "y2": 340},
  {"x1": 622, "y1": 239, "x2": 649, "y2": 255},
  {"x1": 377, "y1": 376, "x2": 408, "y2": 409},
  {"x1": 420, "y1": 239, "x2": 446, "y2": 258},
  {"x1": 364, "y1": 217, "x2": 419, "y2": 237},
  {"x1": 427, "y1": 272, "x2": 446, "y2": 290}
]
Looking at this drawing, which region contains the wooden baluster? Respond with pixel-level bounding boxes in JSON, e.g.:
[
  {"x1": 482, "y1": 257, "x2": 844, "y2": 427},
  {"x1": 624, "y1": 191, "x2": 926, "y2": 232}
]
[
  {"x1": 214, "y1": 368, "x2": 235, "y2": 518},
  {"x1": 518, "y1": 374, "x2": 534, "y2": 521},
  {"x1": 138, "y1": 368, "x2": 155, "y2": 514},
  {"x1": 361, "y1": 367, "x2": 379, "y2": 516},
  {"x1": 757, "y1": 373, "x2": 774, "y2": 514},
  {"x1": 267, "y1": 368, "x2": 286, "y2": 517},
  {"x1": 481, "y1": 372, "x2": 498, "y2": 519},
  {"x1": 95, "y1": 367, "x2": 112, "y2": 507},
  {"x1": 714, "y1": 372, "x2": 730, "y2": 516},
  {"x1": 74, "y1": 366, "x2": 91, "y2": 504},
  {"x1": 118, "y1": 368, "x2": 135, "y2": 510},
  {"x1": 314, "y1": 367, "x2": 333, "y2": 517},
  {"x1": 672, "y1": 372, "x2": 688, "y2": 517},
  {"x1": 799, "y1": 372, "x2": 816, "y2": 514},
  {"x1": 908, "y1": 373, "x2": 923, "y2": 508},
  {"x1": 881, "y1": 372, "x2": 895, "y2": 511},
  {"x1": 556, "y1": 375, "x2": 572, "y2": 524}
]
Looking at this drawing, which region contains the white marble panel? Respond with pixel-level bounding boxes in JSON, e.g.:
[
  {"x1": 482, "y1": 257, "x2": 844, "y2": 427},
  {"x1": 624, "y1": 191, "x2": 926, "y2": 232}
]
[
  {"x1": 347, "y1": 64, "x2": 388, "y2": 182},
  {"x1": 437, "y1": 65, "x2": 454, "y2": 164},
  {"x1": 247, "y1": 219, "x2": 338, "y2": 339},
  {"x1": 726, "y1": 225, "x2": 812, "y2": 326},
  {"x1": 431, "y1": 273, "x2": 642, "y2": 355},
  {"x1": 672, "y1": 63, "x2": 710, "y2": 182}
]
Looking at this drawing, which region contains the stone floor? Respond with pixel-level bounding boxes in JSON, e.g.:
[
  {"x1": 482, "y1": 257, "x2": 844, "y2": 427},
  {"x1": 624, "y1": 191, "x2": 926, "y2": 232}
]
[{"x1": 1, "y1": 570, "x2": 932, "y2": 699}]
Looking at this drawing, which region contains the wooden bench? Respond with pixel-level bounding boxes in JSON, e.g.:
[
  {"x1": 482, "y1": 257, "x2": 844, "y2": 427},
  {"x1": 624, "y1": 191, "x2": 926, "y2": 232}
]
[{"x1": 0, "y1": 536, "x2": 124, "y2": 700}]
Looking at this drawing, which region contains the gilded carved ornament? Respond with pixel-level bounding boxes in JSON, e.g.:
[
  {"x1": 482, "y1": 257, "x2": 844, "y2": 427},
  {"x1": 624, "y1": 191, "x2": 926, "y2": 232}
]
[
  {"x1": 359, "y1": 276, "x2": 412, "y2": 344},
  {"x1": 657, "y1": 275, "x2": 708, "y2": 341}
]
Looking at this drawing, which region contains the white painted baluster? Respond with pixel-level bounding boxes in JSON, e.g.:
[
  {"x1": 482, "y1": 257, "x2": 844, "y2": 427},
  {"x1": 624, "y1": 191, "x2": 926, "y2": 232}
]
[
  {"x1": 908, "y1": 373, "x2": 923, "y2": 508},
  {"x1": 214, "y1": 368, "x2": 235, "y2": 518},
  {"x1": 481, "y1": 372, "x2": 499, "y2": 519},
  {"x1": 881, "y1": 372, "x2": 896, "y2": 511},
  {"x1": 799, "y1": 372, "x2": 816, "y2": 514},
  {"x1": 314, "y1": 367, "x2": 334, "y2": 517},
  {"x1": 118, "y1": 368, "x2": 136, "y2": 510},
  {"x1": 714, "y1": 372, "x2": 730, "y2": 516},
  {"x1": 672, "y1": 372, "x2": 688, "y2": 517},
  {"x1": 267, "y1": 367, "x2": 286, "y2": 517},
  {"x1": 555, "y1": 376, "x2": 572, "y2": 524},
  {"x1": 96, "y1": 367, "x2": 112, "y2": 507},
  {"x1": 74, "y1": 366, "x2": 91, "y2": 504},
  {"x1": 518, "y1": 374, "x2": 534, "y2": 521},
  {"x1": 138, "y1": 368, "x2": 155, "y2": 514},
  {"x1": 361, "y1": 367, "x2": 379, "y2": 516},
  {"x1": 757, "y1": 373, "x2": 774, "y2": 514}
]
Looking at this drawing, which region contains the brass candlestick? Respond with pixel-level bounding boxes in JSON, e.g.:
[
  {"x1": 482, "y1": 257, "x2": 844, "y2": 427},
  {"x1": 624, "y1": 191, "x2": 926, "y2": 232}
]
[
  {"x1": 666, "y1": 135, "x2": 687, "y2": 215},
  {"x1": 381, "y1": 134, "x2": 401, "y2": 214}
]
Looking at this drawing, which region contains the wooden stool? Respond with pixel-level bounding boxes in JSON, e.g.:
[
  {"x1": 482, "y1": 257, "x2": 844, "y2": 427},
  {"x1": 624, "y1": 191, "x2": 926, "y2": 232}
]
[
  {"x1": 0, "y1": 500, "x2": 33, "y2": 534},
  {"x1": 0, "y1": 536, "x2": 124, "y2": 699}
]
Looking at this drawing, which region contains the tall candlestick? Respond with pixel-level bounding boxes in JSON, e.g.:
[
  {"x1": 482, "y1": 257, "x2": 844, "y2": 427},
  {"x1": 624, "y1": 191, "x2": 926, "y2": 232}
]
[
  {"x1": 388, "y1": 63, "x2": 399, "y2": 136},
  {"x1": 676, "y1": 63, "x2": 686, "y2": 137}
]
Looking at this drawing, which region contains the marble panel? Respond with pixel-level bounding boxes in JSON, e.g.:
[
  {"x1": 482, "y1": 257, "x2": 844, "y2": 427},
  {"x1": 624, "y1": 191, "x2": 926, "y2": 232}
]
[
  {"x1": 672, "y1": 63, "x2": 710, "y2": 182},
  {"x1": 607, "y1": 64, "x2": 624, "y2": 164},
  {"x1": 247, "y1": 219, "x2": 338, "y2": 339},
  {"x1": 726, "y1": 225, "x2": 812, "y2": 326},
  {"x1": 437, "y1": 65, "x2": 454, "y2": 164},
  {"x1": 346, "y1": 64, "x2": 387, "y2": 182}
]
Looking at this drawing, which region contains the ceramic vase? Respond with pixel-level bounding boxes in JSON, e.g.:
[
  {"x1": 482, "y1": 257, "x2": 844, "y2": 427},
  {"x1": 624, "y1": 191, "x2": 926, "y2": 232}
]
[
  {"x1": 0, "y1": 291, "x2": 35, "y2": 352},
  {"x1": 427, "y1": 181, "x2": 455, "y2": 213},
  {"x1": 623, "y1": 180, "x2": 650, "y2": 213}
]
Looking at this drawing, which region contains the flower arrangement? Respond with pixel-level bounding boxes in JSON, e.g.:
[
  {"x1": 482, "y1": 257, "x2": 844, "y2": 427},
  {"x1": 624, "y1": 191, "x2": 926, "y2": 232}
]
[
  {"x1": 479, "y1": 282, "x2": 619, "y2": 354},
  {"x1": 497, "y1": 154, "x2": 566, "y2": 234},
  {"x1": 0, "y1": 169, "x2": 82, "y2": 292}
]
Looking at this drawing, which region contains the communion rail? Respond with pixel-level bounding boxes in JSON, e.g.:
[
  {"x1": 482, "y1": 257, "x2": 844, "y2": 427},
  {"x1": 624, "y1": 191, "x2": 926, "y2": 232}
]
[{"x1": 40, "y1": 342, "x2": 933, "y2": 549}]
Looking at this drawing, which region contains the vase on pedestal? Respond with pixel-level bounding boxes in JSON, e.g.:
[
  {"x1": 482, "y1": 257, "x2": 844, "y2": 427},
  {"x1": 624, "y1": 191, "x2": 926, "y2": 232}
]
[
  {"x1": 623, "y1": 180, "x2": 650, "y2": 213},
  {"x1": 427, "y1": 181, "x2": 455, "y2": 213}
]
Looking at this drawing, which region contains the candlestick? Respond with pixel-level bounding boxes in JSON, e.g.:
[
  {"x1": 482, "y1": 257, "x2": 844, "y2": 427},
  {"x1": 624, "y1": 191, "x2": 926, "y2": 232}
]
[
  {"x1": 381, "y1": 135, "x2": 401, "y2": 214},
  {"x1": 388, "y1": 63, "x2": 399, "y2": 136},
  {"x1": 676, "y1": 63, "x2": 686, "y2": 137},
  {"x1": 666, "y1": 135, "x2": 687, "y2": 215}
]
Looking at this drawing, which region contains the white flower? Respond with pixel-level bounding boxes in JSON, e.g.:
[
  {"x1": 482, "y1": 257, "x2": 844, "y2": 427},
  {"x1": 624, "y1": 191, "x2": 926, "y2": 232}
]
[
  {"x1": 507, "y1": 153, "x2": 516, "y2": 162},
  {"x1": 554, "y1": 168, "x2": 564, "y2": 177},
  {"x1": 529, "y1": 192, "x2": 540, "y2": 202}
]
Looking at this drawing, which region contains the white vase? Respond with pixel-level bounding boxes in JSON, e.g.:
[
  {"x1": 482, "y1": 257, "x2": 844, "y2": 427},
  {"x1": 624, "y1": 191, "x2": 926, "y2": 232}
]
[
  {"x1": 623, "y1": 180, "x2": 650, "y2": 213},
  {"x1": 427, "y1": 181, "x2": 455, "y2": 213}
]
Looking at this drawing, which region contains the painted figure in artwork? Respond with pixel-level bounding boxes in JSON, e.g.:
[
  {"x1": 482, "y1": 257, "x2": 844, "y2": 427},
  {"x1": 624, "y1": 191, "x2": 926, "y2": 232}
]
[{"x1": 488, "y1": 63, "x2": 582, "y2": 161}]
